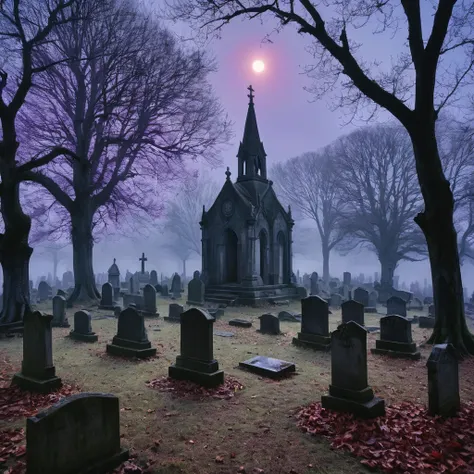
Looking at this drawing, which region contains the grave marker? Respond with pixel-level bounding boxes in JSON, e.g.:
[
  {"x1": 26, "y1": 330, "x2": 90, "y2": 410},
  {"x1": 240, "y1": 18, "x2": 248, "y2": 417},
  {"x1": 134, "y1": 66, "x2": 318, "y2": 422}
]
[
  {"x1": 99, "y1": 282, "x2": 115, "y2": 310},
  {"x1": 52, "y1": 295, "x2": 69, "y2": 327},
  {"x1": 310, "y1": 272, "x2": 319, "y2": 295},
  {"x1": 69, "y1": 310, "x2": 98, "y2": 342},
  {"x1": 239, "y1": 356, "x2": 295, "y2": 379},
  {"x1": 187, "y1": 270, "x2": 205, "y2": 305},
  {"x1": 353, "y1": 287, "x2": 369, "y2": 307},
  {"x1": 164, "y1": 303, "x2": 184, "y2": 322},
  {"x1": 258, "y1": 313, "x2": 280, "y2": 335},
  {"x1": 386, "y1": 296, "x2": 407, "y2": 317},
  {"x1": 142, "y1": 284, "x2": 158, "y2": 316},
  {"x1": 341, "y1": 299, "x2": 365, "y2": 326},
  {"x1": 171, "y1": 273, "x2": 182, "y2": 298}
]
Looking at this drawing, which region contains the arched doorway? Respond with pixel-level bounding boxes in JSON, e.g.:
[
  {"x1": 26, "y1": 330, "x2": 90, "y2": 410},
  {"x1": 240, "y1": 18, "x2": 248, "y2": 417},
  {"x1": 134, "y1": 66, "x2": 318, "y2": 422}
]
[
  {"x1": 277, "y1": 232, "x2": 286, "y2": 284},
  {"x1": 259, "y1": 230, "x2": 268, "y2": 283},
  {"x1": 224, "y1": 229, "x2": 238, "y2": 283}
]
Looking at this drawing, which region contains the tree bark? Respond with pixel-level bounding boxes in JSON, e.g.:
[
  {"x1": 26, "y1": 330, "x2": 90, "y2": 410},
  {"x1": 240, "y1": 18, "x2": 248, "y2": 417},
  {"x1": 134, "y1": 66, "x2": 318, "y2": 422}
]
[
  {"x1": 321, "y1": 240, "x2": 330, "y2": 283},
  {"x1": 411, "y1": 125, "x2": 474, "y2": 356},
  {"x1": 67, "y1": 208, "x2": 100, "y2": 307},
  {"x1": 379, "y1": 256, "x2": 396, "y2": 288},
  {"x1": 182, "y1": 259, "x2": 187, "y2": 280},
  {"x1": 0, "y1": 164, "x2": 33, "y2": 325}
]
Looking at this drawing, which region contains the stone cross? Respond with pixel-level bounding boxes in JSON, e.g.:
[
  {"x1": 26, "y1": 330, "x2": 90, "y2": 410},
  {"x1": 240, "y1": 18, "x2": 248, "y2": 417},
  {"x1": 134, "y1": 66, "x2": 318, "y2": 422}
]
[{"x1": 139, "y1": 252, "x2": 147, "y2": 274}]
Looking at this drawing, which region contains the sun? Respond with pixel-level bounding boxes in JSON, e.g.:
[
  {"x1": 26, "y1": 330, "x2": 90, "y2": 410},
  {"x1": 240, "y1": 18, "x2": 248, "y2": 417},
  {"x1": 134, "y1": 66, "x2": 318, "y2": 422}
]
[{"x1": 252, "y1": 59, "x2": 265, "y2": 74}]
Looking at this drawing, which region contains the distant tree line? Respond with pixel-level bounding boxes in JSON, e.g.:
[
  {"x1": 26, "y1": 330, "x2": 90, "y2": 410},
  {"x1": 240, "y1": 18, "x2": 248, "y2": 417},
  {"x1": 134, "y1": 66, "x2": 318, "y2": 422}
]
[{"x1": 272, "y1": 118, "x2": 474, "y2": 286}]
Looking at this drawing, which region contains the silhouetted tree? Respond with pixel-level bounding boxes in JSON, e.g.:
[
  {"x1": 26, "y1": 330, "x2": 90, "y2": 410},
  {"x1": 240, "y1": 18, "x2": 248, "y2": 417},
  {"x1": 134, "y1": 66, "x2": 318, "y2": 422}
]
[
  {"x1": 19, "y1": 0, "x2": 230, "y2": 305},
  {"x1": 272, "y1": 150, "x2": 345, "y2": 282},
  {"x1": 333, "y1": 125, "x2": 426, "y2": 287},
  {"x1": 0, "y1": 0, "x2": 86, "y2": 324},
  {"x1": 170, "y1": 0, "x2": 474, "y2": 354}
]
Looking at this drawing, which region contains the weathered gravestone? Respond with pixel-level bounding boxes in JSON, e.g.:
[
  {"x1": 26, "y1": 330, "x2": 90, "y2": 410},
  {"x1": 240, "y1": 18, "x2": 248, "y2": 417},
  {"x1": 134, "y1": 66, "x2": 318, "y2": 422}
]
[
  {"x1": 408, "y1": 297, "x2": 423, "y2": 311},
  {"x1": 38, "y1": 281, "x2": 50, "y2": 302},
  {"x1": 69, "y1": 310, "x2": 98, "y2": 343},
  {"x1": 168, "y1": 308, "x2": 224, "y2": 387},
  {"x1": 164, "y1": 303, "x2": 184, "y2": 322},
  {"x1": 343, "y1": 272, "x2": 351, "y2": 286},
  {"x1": 353, "y1": 287, "x2": 369, "y2": 307},
  {"x1": 368, "y1": 290, "x2": 378, "y2": 309},
  {"x1": 423, "y1": 296, "x2": 434, "y2": 305},
  {"x1": 427, "y1": 343, "x2": 460, "y2": 417},
  {"x1": 419, "y1": 303, "x2": 435, "y2": 328},
  {"x1": 26, "y1": 392, "x2": 129, "y2": 474},
  {"x1": 99, "y1": 282, "x2": 115, "y2": 310},
  {"x1": 52, "y1": 295, "x2": 69, "y2": 328},
  {"x1": 239, "y1": 356, "x2": 295, "y2": 379},
  {"x1": 171, "y1": 273, "x2": 182, "y2": 298},
  {"x1": 142, "y1": 284, "x2": 158, "y2": 316},
  {"x1": 161, "y1": 283, "x2": 169, "y2": 297},
  {"x1": 341, "y1": 299, "x2": 365, "y2": 326},
  {"x1": 321, "y1": 321, "x2": 385, "y2": 418},
  {"x1": 258, "y1": 313, "x2": 280, "y2": 335},
  {"x1": 12, "y1": 311, "x2": 62, "y2": 393},
  {"x1": 371, "y1": 315, "x2": 420, "y2": 360},
  {"x1": 292, "y1": 295, "x2": 331, "y2": 351},
  {"x1": 150, "y1": 270, "x2": 158, "y2": 287},
  {"x1": 278, "y1": 310, "x2": 301, "y2": 322},
  {"x1": 187, "y1": 270, "x2": 205, "y2": 305},
  {"x1": 296, "y1": 286, "x2": 308, "y2": 299},
  {"x1": 129, "y1": 276, "x2": 135, "y2": 295},
  {"x1": 330, "y1": 293, "x2": 343, "y2": 308},
  {"x1": 310, "y1": 272, "x2": 319, "y2": 295},
  {"x1": 386, "y1": 295, "x2": 407, "y2": 317},
  {"x1": 106, "y1": 307, "x2": 156, "y2": 358}
]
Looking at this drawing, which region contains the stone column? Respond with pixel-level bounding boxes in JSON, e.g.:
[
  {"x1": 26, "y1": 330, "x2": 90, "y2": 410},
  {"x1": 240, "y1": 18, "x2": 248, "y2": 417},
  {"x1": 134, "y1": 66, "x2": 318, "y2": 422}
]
[
  {"x1": 242, "y1": 219, "x2": 260, "y2": 287},
  {"x1": 288, "y1": 220, "x2": 294, "y2": 285}
]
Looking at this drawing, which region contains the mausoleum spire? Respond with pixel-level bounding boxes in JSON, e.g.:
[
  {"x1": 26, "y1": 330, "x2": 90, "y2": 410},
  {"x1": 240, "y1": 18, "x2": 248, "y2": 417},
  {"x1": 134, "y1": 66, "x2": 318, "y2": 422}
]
[{"x1": 237, "y1": 85, "x2": 267, "y2": 180}]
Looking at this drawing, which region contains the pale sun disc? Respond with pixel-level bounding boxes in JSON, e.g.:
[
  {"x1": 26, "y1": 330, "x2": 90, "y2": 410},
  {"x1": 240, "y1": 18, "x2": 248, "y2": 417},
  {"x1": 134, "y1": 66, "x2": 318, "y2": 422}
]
[{"x1": 252, "y1": 59, "x2": 265, "y2": 73}]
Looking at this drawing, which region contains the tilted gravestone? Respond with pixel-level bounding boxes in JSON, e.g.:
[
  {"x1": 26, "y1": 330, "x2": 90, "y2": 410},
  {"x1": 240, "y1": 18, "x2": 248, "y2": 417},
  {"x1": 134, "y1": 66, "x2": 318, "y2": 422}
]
[
  {"x1": 52, "y1": 295, "x2": 69, "y2": 328},
  {"x1": 353, "y1": 287, "x2": 369, "y2": 307},
  {"x1": 171, "y1": 273, "x2": 182, "y2": 298},
  {"x1": 321, "y1": 321, "x2": 385, "y2": 418},
  {"x1": 293, "y1": 295, "x2": 331, "y2": 351},
  {"x1": 343, "y1": 272, "x2": 351, "y2": 286},
  {"x1": 164, "y1": 303, "x2": 184, "y2": 322},
  {"x1": 69, "y1": 310, "x2": 98, "y2": 343},
  {"x1": 310, "y1": 272, "x2": 319, "y2": 295},
  {"x1": 38, "y1": 281, "x2": 50, "y2": 302},
  {"x1": 341, "y1": 299, "x2": 365, "y2": 326},
  {"x1": 99, "y1": 282, "x2": 115, "y2": 310},
  {"x1": 427, "y1": 343, "x2": 460, "y2": 417},
  {"x1": 142, "y1": 284, "x2": 158, "y2": 316},
  {"x1": 278, "y1": 310, "x2": 301, "y2": 322},
  {"x1": 150, "y1": 270, "x2": 158, "y2": 286},
  {"x1": 169, "y1": 308, "x2": 224, "y2": 387},
  {"x1": 386, "y1": 296, "x2": 407, "y2": 317},
  {"x1": 26, "y1": 393, "x2": 129, "y2": 474},
  {"x1": 187, "y1": 270, "x2": 205, "y2": 305},
  {"x1": 258, "y1": 313, "x2": 280, "y2": 335},
  {"x1": 330, "y1": 293, "x2": 343, "y2": 308},
  {"x1": 371, "y1": 315, "x2": 420, "y2": 360},
  {"x1": 161, "y1": 283, "x2": 169, "y2": 297},
  {"x1": 106, "y1": 307, "x2": 156, "y2": 358},
  {"x1": 12, "y1": 311, "x2": 62, "y2": 393}
]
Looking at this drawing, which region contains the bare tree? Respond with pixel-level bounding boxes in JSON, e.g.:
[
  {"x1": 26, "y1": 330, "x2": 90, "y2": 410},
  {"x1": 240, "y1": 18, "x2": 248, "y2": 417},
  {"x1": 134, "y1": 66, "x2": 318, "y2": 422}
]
[
  {"x1": 169, "y1": 0, "x2": 474, "y2": 354},
  {"x1": 334, "y1": 125, "x2": 426, "y2": 287},
  {"x1": 272, "y1": 149, "x2": 345, "y2": 282},
  {"x1": 18, "y1": 0, "x2": 230, "y2": 305},
  {"x1": 35, "y1": 242, "x2": 71, "y2": 286},
  {"x1": 163, "y1": 173, "x2": 221, "y2": 259},
  {"x1": 0, "y1": 0, "x2": 88, "y2": 324}
]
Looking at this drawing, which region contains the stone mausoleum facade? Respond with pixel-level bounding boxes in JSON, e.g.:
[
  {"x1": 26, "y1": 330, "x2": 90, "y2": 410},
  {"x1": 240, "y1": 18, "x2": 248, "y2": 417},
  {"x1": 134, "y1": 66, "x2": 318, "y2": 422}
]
[{"x1": 200, "y1": 86, "x2": 299, "y2": 305}]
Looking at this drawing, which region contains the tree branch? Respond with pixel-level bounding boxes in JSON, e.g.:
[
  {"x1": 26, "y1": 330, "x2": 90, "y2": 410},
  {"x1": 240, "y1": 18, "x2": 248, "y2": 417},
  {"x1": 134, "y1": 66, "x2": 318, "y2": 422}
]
[{"x1": 16, "y1": 147, "x2": 80, "y2": 175}]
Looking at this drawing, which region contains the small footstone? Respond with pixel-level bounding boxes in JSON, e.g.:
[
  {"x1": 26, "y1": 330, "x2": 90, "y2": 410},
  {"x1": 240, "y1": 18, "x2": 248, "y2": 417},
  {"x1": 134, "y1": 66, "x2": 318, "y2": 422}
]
[
  {"x1": 229, "y1": 319, "x2": 252, "y2": 328},
  {"x1": 214, "y1": 331, "x2": 235, "y2": 338},
  {"x1": 239, "y1": 356, "x2": 295, "y2": 379}
]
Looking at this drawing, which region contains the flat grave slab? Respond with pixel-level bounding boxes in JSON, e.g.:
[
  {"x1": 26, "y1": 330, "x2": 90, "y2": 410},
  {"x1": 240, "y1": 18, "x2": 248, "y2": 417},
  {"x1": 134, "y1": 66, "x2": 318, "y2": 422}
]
[
  {"x1": 214, "y1": 330, "x2": 235, "y2": 337},
  {"x1": 229, "y1": 319, "x2": 252, "y2": 328},
  {"x1": 239, "y1": 356, "x2": 295, "y2": 379}
]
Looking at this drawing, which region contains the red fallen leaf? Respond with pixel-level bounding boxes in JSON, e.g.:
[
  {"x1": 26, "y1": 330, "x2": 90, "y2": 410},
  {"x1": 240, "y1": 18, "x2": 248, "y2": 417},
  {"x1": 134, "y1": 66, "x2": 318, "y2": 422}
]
[
  {"x1": 431, "y1": 450, "x2": 443, "y2": 460},
  {"x1": 230, "y1": 452, "x2": 236, "y2": 458},
  {"x1": 447, "y1": 441, "x2": 463, "y2": 450},
  {"x1": 14, "y1": 446, "x2": 26, "y2": 458}
]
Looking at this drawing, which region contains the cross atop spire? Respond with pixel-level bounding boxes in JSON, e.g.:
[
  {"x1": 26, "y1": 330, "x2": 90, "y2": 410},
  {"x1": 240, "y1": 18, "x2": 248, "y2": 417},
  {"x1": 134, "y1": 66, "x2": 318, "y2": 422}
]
[
  {"x1": 139, "y1": 252, "x2": 147, "y2": 274},
  {"x1": 247, "y1": 85, "x2": 254, "y2": 104},
  {"x1": 113, "y1": 258, "x2": 116, "y2": 264}
]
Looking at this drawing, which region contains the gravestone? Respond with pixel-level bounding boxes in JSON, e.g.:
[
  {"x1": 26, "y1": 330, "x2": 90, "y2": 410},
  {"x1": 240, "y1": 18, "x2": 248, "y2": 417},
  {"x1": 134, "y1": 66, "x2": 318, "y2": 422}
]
[
  {"x1": 330, "y1": 293, "x2": 342, "y2": 308},
  {"x1": 150, "y1": 270, "x2": 158, "y2": 286},
  {"x1": 52, "y1": 295, "x2": 69, "y2": 328},
  {"x1": 310, "y1": 272, "x2": 319, "y2": 295},
  {"x1": 69, "y1": 310, "x2": 98, "y2": 342},
  {"x1": 122, "y1": 293, "x2": 144, "y2": 310},
  {"x1": 296, "y1": 286, "x2": 308, "y2": 299},
  {"x1": 99, "y1": 282, "x2": 115, "y2": 310},
  {"x1": 164, "y1": 303, "x2": 184, "y2": 322},
  {"x1": 142, "y1": 284, "x2": 158, "y2": 316},
  {"x1": 229, "y1": 319, "x2": 252, "y2": 328},
  {"x1": 168, "y1": 308, "x2": 224, "y2": 387},
  {"x1": 292, "y1": 295, "x2": 331, "y2": 351},
  {"x1": 208, "y1": 308, "x2": 224, "y2": 319},
  {"x1": 187, "y1": 270, "x2": 205, "y2": 305},
  {"x1": 341, "y1": 299, "x2": 365, "y2": 326},
  {"x1": 12, "y1": 311, "x2": 62, "y2": 393},
  {"x1": 371, "y1": 315, "x2": 420, "y2": 360},
  {"x1": 424, "y1": 296, "x2": 434, "y2": 305},
  {"x1": 427, "y1": 343, "x2": 460, "y2": 417},
  {"x1": 26, "y1": 392, "x2": 129, "y2": 474},
  {"x1": 408, "y1": 297, "x2": 423, "y2": 310},
  {"x1": 171, "y1": 273, "x2": 182, "y2": 298},
  {"x1": 129, "y1": 276, "x2": 134, "y2": 295},
  {"x1": 368, "y1": 290, "x2": 378, "y2": 309},
  {"x1": 353, "y1": 287, "x2": 369, "y2": 307},
  {"x1": 321, "y1": 322, "x2": 385, "y2": 418},
  {"x1": 106, "y1": 307, "x2": 156, "y2": 358},
  {"x1": 239, "y1": 356, "x2": 295, "y2": 379},
  {"x1": 429, "y1": 304, "x2": 435, "y2": 317},
  {"x1": 38, "y1": 281, "x2": 50, "y2": 302},
  {"x1": 258, "y1": 313, "x2": 280, "y2": 335},
  {"x1": 343, "y1": 272, "x2": 351, "y2": 286},
  {"x1": 278, "y1": 310, "x2": 301, "y2": 322},
  {"x1": 419, "y1": 304, "x2": 435, "y2": 328},
  {"x1": 161, "y1": 283, "x2": 169, "y2": 297},
  {"x1": 386, "y1": 296, "x2": 407, "y2": 317}
]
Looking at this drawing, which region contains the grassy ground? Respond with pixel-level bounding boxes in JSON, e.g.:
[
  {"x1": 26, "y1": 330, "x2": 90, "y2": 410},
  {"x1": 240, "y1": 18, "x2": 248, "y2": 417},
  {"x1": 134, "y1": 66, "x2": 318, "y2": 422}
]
[{"x1": 1, "y1": 296, "x2": 473, "y2": 474}]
